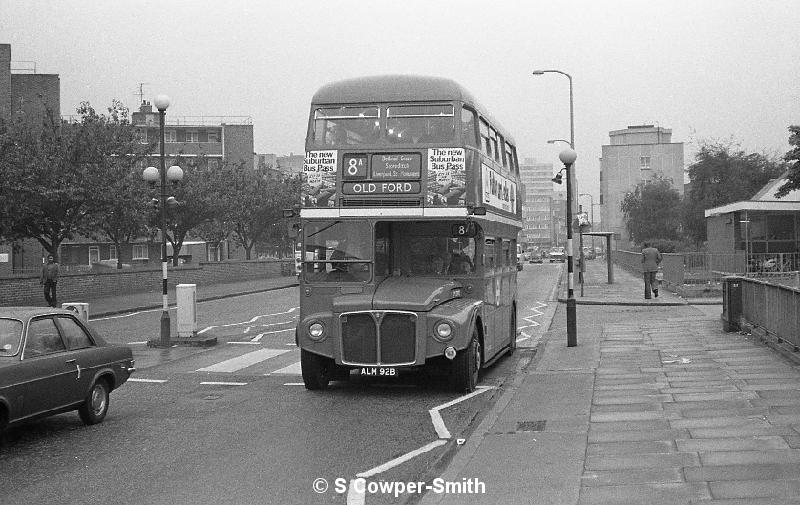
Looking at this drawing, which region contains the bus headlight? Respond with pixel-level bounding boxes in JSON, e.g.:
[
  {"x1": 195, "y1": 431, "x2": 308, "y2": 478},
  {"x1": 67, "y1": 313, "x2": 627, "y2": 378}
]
[
  {"x1": 308, "y1": 321, "x2": 326, "y2": 341},
  {"x1": 434, "y1": 321, "x2": 454, "y2": 342}
]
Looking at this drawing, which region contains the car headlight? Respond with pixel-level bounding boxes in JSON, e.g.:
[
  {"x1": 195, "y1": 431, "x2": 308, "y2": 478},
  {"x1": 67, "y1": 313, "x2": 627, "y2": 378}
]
[
  {"x1": 434, "y1": 321, "x2": 454, "y2": 341},
  {"x1": 308, "y1": 321, "x2": 326, "y2": 341}
]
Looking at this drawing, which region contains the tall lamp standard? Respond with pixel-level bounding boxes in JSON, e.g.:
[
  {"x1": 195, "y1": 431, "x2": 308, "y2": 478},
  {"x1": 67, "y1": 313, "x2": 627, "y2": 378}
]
[
  {"x1": 557, "y1": 148, "x2": 578, "y2": 346},
  {"x1": 142, "y1": 94, "x2": 183, "y2": 348},
  {"x1": 534, "y1": 69, "x2": 575, "y2": 207}
]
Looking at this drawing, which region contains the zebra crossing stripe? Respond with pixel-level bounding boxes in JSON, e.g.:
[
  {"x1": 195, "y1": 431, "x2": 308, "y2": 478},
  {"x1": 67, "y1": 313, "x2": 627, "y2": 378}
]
[{"x1": 196, "y1": 348, "x2": 290, "y2": 373}]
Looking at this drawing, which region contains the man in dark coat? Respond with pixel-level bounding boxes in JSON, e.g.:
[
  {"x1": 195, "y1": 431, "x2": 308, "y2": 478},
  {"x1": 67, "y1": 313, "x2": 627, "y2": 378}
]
[
  {"x1": 40, "y1": 254, "x2": 60, "y2": 307},
  {"x1": 641, "y1": 242, "x2": 662, "y2": 299}
]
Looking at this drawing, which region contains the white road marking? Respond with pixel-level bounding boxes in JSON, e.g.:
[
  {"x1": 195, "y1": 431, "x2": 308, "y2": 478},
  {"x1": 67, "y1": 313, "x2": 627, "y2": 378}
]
[
  {"x1": 200, "y1": 381, "x2": 248, "y2": 386},
  {"x1": 267, "y1": 361, "x2": 302, "y2": 376},
  {"x1": 346, "y1": 385, "x2": 495, "y2": 504},
  {"x1": 197, "y1": 307, "x2": 298, "y2": 335},
  {"x1": 128, "y1": 378, "x2": 168, "y2": 383},
  {"x1": 250, "y1": 327, "x2": 294, "y2": 342},
  {"x1": 429, "y1": 386, "x2": 494, "y2": 439},
  {"x1": 283, "y1": 382, "x2": 305, "y2": 386},
  {"x1": 196, "y1": 348, "x2": 290, "y2": 373},
  {"x1": 127, "y1": 341, "x2": 148, "y2": 345}
]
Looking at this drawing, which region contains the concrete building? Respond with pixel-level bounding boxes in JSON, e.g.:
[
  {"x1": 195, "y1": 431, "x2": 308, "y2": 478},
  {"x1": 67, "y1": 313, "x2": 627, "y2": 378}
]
[
  {"x1": 599, "y1": 125, "x2": 684, "y2": 250},
  {"x1": 131, "y1": 101, "x2": 254, "y2": 171},
  {"x1": 520, "y1": 158, "x2": 556, "y2": 250},
  {"x1": 0, "y1": 43, "x2": 61, "y2": 276}
]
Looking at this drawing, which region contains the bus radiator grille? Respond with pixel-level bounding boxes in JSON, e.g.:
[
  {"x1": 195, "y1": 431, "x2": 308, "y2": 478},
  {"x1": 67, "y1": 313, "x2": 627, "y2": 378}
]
[
  {"x1": 379, "y1": 313, "x2": 415, "y2": 364},
  {"x1": 340, "y1": 312, "x2": 416, "y2": 365},
  {"x1": 341, "y1": 313, "x2": 377, "y2": 364}
]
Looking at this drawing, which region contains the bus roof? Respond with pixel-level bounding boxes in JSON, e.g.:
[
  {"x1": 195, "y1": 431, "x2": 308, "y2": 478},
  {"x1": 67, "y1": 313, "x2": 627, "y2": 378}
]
[{"x1": 311, "y1": 75, "x2": 514, "y2": 144}]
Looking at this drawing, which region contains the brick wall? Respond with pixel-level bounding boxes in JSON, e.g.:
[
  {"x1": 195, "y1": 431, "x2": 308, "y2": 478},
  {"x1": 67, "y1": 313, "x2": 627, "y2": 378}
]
[{"x1": 0, "y1": 259, "x2": 291, "y2": 306}]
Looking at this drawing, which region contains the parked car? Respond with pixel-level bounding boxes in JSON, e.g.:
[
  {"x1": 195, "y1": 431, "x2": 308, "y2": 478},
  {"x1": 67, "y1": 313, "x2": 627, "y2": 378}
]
[
  {"x1": 0, "y1": 308, "x2": 135, "y2": 435},
  {"x1": 549, "y1": 247, "x2": 566, "y2": 263}
]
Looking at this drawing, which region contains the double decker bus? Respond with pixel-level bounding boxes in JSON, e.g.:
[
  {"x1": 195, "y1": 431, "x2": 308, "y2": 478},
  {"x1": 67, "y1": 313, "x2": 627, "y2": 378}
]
[{"x1": 295, "y1": 75, "x2": 523, "y2": 392}]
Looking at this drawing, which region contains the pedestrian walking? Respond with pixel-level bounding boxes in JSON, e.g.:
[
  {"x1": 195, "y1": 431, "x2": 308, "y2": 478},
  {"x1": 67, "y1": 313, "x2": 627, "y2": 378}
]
[
  {"x1": 641, "y1": 242, "x2": 662, "y2": 299},
  {"x1": 40, "y1": 254, "x2": 60, "y2": 307}
]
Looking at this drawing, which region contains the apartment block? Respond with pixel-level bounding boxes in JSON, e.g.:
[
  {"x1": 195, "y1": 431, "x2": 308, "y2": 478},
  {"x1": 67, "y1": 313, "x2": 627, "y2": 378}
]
[
  {"x1": 132, "y1": 101, "x2": 254, "y2": 170},
  {"x1": 599, "y1": 125, "x2": 684, "y2": 250},
  {"x1": 520, "y1": 158, "x2": 556, "y2": 249}
]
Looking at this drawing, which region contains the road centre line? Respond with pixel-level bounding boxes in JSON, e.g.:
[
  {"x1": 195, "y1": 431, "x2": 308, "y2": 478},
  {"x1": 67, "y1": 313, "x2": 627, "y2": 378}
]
[
  {"x1": 128, "y1": 378, "x2": 168, "y2": 383},
  {"x1": 250, "y1": 327, "x2": 295, "y2": 342},
  {"x1": 196, "y1": 348, "x2": 290, "y2": 373},
  {"x1": 197, "y1": 307, "x2": 298, "y2": 334},
  {"x1": 200, "y1": 381, "x2": 248, "y2": 386}
]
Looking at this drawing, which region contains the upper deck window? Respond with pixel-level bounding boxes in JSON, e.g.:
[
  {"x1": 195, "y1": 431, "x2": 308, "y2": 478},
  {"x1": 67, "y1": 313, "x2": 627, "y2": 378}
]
[
  {"x1": 386, "y1": 104, "x2": 454, "y2": 145},
  {"x1": 313, "y1": 106, "x2": 380, "y2": 147},
  {"x1": 461, "y1": 108, "x2": 478, "y2": 147},
  {"x1": 479, "y1": 119, "x2": 491, "y2": 157}
]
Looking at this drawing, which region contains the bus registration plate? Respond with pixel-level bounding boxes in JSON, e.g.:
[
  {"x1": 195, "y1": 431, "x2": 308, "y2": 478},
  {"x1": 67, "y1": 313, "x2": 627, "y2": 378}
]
[{"x1": 359, "y1": 366, "x2": 397, "y2": 377}]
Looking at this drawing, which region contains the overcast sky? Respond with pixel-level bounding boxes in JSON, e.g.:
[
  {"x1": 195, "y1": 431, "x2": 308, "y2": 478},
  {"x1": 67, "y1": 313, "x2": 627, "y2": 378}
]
[{"x1": 2, "y1": 0, "x2": 799, "y2": 200}]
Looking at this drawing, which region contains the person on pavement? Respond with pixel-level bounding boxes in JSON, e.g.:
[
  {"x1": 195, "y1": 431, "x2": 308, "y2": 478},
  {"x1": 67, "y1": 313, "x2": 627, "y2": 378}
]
[
  {"x1": 641, "y1": 242, "x2": 662, "y2": 299},
  {"x1": 40, "y1": 254, "x2": 60, "y2": 308}
]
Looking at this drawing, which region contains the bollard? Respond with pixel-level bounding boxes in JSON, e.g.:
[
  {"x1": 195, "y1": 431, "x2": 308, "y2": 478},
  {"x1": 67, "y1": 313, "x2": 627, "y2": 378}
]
[
  {"x1": 62, "y1": 302, "x2": 89, "y2": 323},
  {"x1": 176, "y1": 284, "x2": 197, "y2": 338}
]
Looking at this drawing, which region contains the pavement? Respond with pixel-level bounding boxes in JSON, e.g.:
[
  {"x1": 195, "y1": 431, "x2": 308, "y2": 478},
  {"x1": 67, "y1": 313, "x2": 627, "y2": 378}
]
[{"x1": 421, "y1": 260, "x2": 800, "y2": 505}]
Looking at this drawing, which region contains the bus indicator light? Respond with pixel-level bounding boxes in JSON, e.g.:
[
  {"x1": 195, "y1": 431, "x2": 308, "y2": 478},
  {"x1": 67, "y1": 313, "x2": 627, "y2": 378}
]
[{"x1": 444, "y1": 347, "x2": 457, "y2": 360}]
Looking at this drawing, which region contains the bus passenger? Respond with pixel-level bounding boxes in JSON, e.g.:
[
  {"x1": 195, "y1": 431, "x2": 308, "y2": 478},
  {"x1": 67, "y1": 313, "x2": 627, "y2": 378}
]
[
  {"x1": 326, "y1": 250, "x2": 356, "y2": 281},
  {"x1": 449, "y1": 248, "x2": 473, "y2": 274},
  {"x1": 429, "y1": 255, "x2": 446, "y2": 275}
]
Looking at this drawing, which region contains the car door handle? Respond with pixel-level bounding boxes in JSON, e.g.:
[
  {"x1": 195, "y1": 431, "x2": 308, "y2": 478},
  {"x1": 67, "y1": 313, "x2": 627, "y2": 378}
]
[{"x1": 65, "y1": 359, "x2": 81, "y2": 379}]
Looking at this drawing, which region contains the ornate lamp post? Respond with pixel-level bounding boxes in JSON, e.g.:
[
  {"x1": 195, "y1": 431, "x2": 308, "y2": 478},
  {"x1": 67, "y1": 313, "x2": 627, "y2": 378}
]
[{"x1": 142, "y1": 94, "x2": 183, "y2": 347}]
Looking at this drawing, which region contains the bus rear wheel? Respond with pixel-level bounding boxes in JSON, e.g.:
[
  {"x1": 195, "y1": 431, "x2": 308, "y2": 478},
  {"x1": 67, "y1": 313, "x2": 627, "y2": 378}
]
[
  {"x1": 450, "y1": 328, "x2": 481, "y2": 393},
  {"x1": 301, "y1": 349, "x2": 331, "y2": 390}
]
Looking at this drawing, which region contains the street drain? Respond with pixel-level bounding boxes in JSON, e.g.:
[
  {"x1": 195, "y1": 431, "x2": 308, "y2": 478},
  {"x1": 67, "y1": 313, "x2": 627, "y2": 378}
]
[{"x1": 517, "y1": 420, "x2": 547, "y2": 432}]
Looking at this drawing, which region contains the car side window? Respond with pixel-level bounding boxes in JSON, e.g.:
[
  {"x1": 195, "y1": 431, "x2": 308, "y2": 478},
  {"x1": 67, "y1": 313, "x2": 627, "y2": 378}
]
[
  {"x1": 25, "y1": 317, "x2": 67, "y2": 357},
  {"x1": 56, "y1": 316, "x2": 94, "y2": 350}
]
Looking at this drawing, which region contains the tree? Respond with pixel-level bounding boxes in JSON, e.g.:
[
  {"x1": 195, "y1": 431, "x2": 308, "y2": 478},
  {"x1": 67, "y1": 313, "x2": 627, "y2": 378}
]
[
  {"x1": 775, "y1": 125, "x2": 800, "y2": 197},
  {"x1": 0, "y1": 101, "x2": 151, "y2": 261},
  {"x1": 620, "y1": 176, "x2": 682, "y2": 245},
  {"x1": 221, "y1": 169, "x2": 300, "y2": 260},
  {"x1": 682, "y1": 139, "x2": 786, "y2": 244},
  {"x1": 158, "y1": 159, "x2": 226, "y2": 266}
]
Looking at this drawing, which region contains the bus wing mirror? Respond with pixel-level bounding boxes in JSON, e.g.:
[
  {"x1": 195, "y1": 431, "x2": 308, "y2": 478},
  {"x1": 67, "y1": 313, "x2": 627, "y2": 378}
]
[
  {"x1": 282, "y1": 209, "x2": 295, "y2": 218},
  {"x1": 471, "y1": 206, "x2": 487, "y2": 216}
]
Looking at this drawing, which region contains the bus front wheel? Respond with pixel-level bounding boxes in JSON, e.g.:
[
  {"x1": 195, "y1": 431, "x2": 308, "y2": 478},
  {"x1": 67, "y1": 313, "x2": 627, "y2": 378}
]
[
  {"x1": 451, "y1": 328, "x2": 481, "y2": 393},
  {"x1": 301, "y1": 349, "x2": 331, "y2": 390}
]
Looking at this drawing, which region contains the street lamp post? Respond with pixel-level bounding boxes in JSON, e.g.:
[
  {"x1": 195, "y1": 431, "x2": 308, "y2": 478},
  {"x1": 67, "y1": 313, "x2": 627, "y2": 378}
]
[
  {"x1": 559, "y1": 148, "x2": 578, "y2": 346},
  {"x1": 142, "y1": 94, "x2": 183, "y2": 348}
]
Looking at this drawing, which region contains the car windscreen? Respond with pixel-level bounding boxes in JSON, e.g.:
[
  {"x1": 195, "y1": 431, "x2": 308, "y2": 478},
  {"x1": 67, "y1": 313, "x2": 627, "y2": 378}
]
[{"x1": 0, "y1": 318, "x2": 23, "y2": 356}]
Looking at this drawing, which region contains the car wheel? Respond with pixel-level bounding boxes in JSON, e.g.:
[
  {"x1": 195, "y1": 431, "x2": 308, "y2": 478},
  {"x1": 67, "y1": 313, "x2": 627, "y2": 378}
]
[
  {"x1": 451, "y1": 328, "x2": 481, "y2": 393},
  {"x1": 301, "y1": 349, "x2": 330, "y2": 390},
  {"x1": 78, "y1": 379, "x2": 110, "y2": 425}
]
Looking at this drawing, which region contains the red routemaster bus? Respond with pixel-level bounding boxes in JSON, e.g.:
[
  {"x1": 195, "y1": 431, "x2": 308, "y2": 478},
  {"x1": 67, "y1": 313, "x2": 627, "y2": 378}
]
[{"x1": 294, "y1": 75, "x2": 523, "y2": 392}]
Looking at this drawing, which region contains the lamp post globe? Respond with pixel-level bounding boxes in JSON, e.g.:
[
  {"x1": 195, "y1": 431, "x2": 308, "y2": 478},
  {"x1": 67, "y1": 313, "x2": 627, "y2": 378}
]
[
  {"x1": 167, "y1": 165, "x2": 184, "y2": 183},
  {"x1": 154, "y1": 94, "x2": 170, "y2": 112},
  {"x1": 142, "y1": 166, "x2": 159, "y2": 183},
  {"x1": 559, "y1": 148, "x2": 577, "y2": 165}
]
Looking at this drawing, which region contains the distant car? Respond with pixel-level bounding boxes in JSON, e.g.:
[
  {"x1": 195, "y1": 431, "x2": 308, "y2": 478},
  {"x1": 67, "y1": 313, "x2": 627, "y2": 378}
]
[
  {"x1": 529, "y1": 251, "x2": 544, "y2": 264},
  {"x1": 582, "y1": 246, "x2": 596, "y2": 260},
  {"x1": 549, "y1": 247, "x2": 566, "y2": 263},
  {"x1": 0, "y1": 308, "x2": 135, "y2": 435}
]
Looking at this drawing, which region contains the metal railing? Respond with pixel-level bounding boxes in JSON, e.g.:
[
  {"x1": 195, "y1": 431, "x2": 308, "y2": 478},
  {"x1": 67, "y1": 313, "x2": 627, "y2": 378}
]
[
  {"x1": 739, "y1": 276, "x2": 800, "y2": 349},
  {"x1": 615, "y1": 250, "x2": 800, "y2": 289}
]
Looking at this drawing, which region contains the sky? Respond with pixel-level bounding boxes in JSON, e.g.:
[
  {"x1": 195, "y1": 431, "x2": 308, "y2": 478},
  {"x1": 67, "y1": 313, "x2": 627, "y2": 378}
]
[{"x1": 2, "y1": 0, "x2": 799, "y2": 202}]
